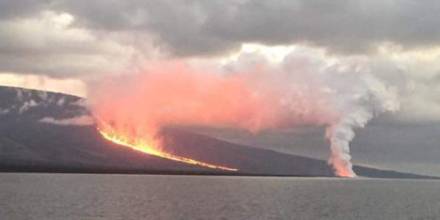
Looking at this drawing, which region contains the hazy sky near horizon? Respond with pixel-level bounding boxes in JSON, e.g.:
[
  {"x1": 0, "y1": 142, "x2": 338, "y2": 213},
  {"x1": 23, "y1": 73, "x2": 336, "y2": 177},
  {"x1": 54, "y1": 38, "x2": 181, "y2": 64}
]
[{"x1": 0, "y1": 0, "x2": 439, "y2": 121}]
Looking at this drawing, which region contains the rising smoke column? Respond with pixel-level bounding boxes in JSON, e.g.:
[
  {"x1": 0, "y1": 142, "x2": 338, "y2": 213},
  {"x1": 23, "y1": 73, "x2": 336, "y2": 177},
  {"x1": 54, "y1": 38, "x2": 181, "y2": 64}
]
[
  {"x1": 89, "y1": 50, "x2": 399, "y2": 177},
  {"x1": 324, "y1": 73, "x2": 399, "y2": 177}
]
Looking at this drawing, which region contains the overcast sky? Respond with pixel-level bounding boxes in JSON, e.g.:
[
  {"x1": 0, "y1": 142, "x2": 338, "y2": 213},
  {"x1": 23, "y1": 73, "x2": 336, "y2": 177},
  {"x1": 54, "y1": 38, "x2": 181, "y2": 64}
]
[{"x1": 0, "y1": 0, "x2": 439, "y2": 121}]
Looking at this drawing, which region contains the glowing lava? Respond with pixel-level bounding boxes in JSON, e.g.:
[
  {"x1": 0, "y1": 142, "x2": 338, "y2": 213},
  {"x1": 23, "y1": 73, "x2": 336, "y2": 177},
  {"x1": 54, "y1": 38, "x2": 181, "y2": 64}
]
[{"x1": 98, "y1": 128, "x2": 238, "y2": 172}]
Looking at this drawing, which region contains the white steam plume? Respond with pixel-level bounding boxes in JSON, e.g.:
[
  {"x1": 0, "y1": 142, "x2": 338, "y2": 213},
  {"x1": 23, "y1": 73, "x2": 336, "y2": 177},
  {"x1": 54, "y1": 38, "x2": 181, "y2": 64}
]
[
  {"x1": 39, "y1": 115, "x2": 94, "y2": 126},
  {"x1": 90, "y1": 47, "x2": 400, "y2": 177},
  {"x1": 323, "y1": 69, "x2": 399, "y2": 176},
  {"x1": 235, "y1": 52, "x2": 400, "y2": 177}
]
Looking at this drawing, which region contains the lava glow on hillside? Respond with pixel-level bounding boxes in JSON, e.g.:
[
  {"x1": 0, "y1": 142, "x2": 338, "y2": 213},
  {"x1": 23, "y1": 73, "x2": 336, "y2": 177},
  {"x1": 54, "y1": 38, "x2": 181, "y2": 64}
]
[
  {"x1": 88, "y1": 60, "x2": 398, "y2": 177},
  {"x1": 98, "y1": 127, "x2": 238, "y2": 172}
]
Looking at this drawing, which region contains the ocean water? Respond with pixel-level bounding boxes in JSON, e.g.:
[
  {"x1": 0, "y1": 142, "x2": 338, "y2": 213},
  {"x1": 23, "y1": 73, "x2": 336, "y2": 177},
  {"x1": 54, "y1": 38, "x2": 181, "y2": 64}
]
[{"x1": 0, "y1": 173, "x2": 439, "y2": 220}]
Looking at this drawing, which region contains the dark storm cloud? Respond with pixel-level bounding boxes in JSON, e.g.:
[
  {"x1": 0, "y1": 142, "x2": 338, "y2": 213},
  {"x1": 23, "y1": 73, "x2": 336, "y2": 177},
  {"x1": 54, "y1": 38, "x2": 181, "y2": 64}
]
[
  {"x1": 50, "y1": 0, "x2": 440, "y2": 56},
  {"x1": 1, "y1": 0, "x2": 440, "y2": 121},
  {"x1": 1, "y1": 0, "x2": 440, "y2": 78},
  {"x1": 1, "y1": 0, "x2": 440, "y2": 57}
]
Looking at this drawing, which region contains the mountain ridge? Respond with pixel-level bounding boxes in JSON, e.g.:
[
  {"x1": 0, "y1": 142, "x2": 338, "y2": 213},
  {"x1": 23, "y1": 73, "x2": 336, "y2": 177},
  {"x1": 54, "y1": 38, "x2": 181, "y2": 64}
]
[{"x1": 0, "y1": 85, "x2": 437, "y2": 179}]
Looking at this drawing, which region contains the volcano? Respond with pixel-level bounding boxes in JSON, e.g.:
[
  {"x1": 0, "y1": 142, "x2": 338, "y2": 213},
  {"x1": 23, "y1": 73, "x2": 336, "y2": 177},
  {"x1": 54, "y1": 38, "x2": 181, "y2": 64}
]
[{"x1": 0, "y1": 85, "x2": 436, "y2": 179}]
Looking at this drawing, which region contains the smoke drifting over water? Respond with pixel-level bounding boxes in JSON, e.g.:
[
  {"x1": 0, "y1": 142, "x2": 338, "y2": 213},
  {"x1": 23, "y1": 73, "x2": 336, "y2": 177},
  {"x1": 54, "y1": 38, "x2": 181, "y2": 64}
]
[{"x1": 89, "y1": 51, "x2": 399, "y2": 177}]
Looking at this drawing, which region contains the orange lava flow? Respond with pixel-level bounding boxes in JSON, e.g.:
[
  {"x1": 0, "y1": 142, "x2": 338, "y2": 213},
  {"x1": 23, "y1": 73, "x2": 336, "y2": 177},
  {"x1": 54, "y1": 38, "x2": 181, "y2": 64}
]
[{"x1": 98, "y1": 129, "x2": 238, "y2": 172}]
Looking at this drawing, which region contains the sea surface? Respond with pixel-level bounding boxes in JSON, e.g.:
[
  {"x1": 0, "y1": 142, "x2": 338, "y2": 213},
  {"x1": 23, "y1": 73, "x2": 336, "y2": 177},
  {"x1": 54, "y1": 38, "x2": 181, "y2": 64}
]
[{"x1": 0, "y1": 173, "x2": 439, "y2": 220}]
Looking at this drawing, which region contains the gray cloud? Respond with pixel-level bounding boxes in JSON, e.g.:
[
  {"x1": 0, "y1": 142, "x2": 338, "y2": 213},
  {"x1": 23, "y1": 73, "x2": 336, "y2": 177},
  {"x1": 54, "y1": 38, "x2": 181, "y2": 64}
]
[
  {"x1": 0, "y1": 0, "x2": 50, "y2": 19},
  {"x1": 0, "y1": 8, "x2": 142, "y2": 78},
  {"x1": 0, "y1": 0, "x2": 440, "y2": 123},
  {"x1": 0, "y1": 0, "x2": 439, "y2": 71},
  {"x1": 51, "y1": 0, "x2": 440, "y2": 56}
]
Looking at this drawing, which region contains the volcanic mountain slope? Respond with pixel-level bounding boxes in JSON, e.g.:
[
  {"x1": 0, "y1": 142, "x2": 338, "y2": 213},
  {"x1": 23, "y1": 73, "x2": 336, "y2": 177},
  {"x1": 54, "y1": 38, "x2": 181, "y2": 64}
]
[
  {"x1": 0, "y1": 86, "x2": 207, "y2": 173},
  {"x1": 0, "y1": 86, "x2": 436, "y2": 178}
]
